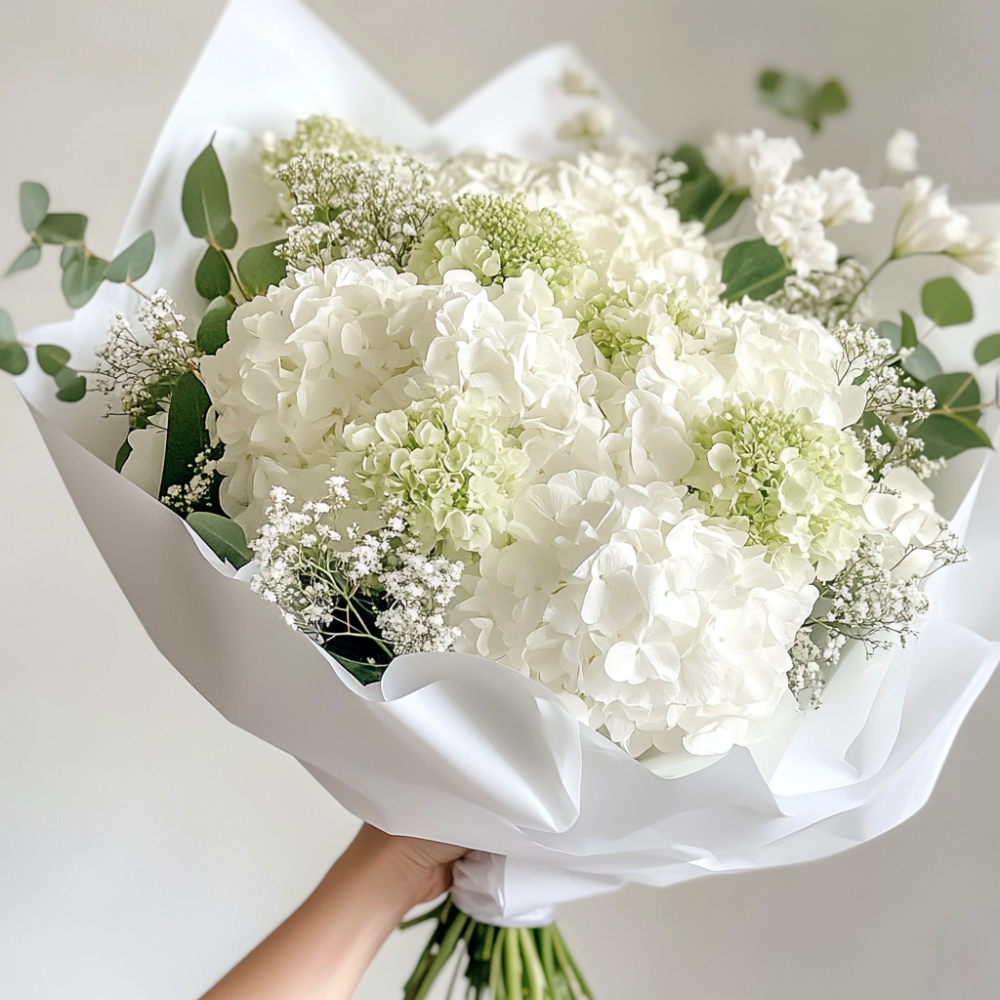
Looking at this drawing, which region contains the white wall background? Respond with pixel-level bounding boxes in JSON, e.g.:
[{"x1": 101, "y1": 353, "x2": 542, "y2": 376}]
[{"x1": 1, "y1": 1, "x2": 1000, "y2": 997}]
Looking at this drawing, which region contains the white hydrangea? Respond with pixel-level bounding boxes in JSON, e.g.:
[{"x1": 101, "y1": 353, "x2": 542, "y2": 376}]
[
  {"x1": 455, "y1": 471, "x2": 818, "y2": 767},
  {"x1": 704, "y1": 129, "x2": 802, "y2": 200}
]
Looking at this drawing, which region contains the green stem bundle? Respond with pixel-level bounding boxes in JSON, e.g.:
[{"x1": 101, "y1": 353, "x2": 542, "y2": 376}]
[{"x1": 402, "y1": 897, "x2": 593, "y2": 1000}]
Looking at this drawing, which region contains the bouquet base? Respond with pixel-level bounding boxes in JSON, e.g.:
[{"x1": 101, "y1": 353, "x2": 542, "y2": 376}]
[{"x1": 402, "y1": 897, "x2": 593, "y2": 1000}]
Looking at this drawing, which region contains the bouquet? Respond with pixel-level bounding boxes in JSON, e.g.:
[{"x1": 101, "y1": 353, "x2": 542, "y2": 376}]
[{"x1": 4, "y1": 1, "x2": 1000, "y2": 996}]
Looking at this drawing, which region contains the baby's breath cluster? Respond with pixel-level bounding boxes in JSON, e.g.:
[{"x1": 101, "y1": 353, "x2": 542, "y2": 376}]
[
  {"x1": 160, "y1": 446, "x2": 222, "y2": 515},
  {"x1": 276, "y1": 153, "x2": 440, "y2": 269},
  {"x1": 767, "y1": 257, "x2": 872, "y2": 328},
  {"x1": 94, "y1": 290, "x2": 197, "y2": 427},
  {"x1": 250, "y1": 478, "x2": 463, "y2": 661}
]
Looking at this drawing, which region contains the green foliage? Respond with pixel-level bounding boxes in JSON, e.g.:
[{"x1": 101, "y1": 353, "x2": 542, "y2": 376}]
[
  {"x1": 0, "y1": 310, "x2": 28, "y2": 374},
  {"x1": 666, "y1": 144, "x2": 747, "y2": 231},
  {"x1": 912, "y1": 371, "x2": 991, "y2": 460},
  {"x1": 878, "y1": 319, "x2": 902, "y2": 353},
  {"x1": 61, "y1": 253, "x2": 107, "y2": 308},
  {"x1": 900, "y1": 311, "x2": 918, "y2": 349},
  {"x1": 237, "y1": 241, "x2": 287, "y2": 297},
  {"x1": 927, "y1": 372, "x2": 982, "y2": 421},
  {"x1": 36, "y1": 343, "x2": 70, "y2": 375},
  {"x1": 195, "y1": 246, "x2": 232, "y2": 300},
  {"x1": 114, "y1": 438, "x2": 133, "y2": 474},
  {"x1": 6, "y1": 245, "x2": 42, "y2": 275},
  {"x1": 181, "y1": 140, "x2": 237, "y2": 249},
  {"x1": 186, "y1": 511, "x2": 252, "y2": 569},
  {"x1": 19, "y1": 182, "x2": 49, "y2": 233},
  {"x1": 974, "y1": 333, "x2": 1000, "y2": 365},
  {"x1": 35, "y1": 212, "x2": 87, "y2": 245},
  {"x1": 722, "y1": 239, "x2": 792, "y2": 302},
  {"x1": 330, "y1": 651, "x2": 385, "y2": 686},
  {"x1": 196, "y1": 295, "x2": 236, "y2": 355},
  {"x1": 54, "y1": 367, "x2": 87, "y2": 402},
  {"x1": 902, "y1": 343, "x2": 943, "y2": 382},
  {"x1": 105, "y1": 230, "x2": 155, "y2": 283},
  {"x1": 159, "y1": 371, "x2": 212, "y2": 498},
  {"x1": 921, "y1": 276, "x2": 973, "y2": 327},
  {"x1": 758, "y1": 69, "x2": 849, "y2": 133}
]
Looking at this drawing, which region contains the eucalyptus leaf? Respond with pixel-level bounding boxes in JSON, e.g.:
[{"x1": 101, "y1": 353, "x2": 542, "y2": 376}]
[
  {"x1": 668, "y1": 144, "x2": 747, "y2": 231},
  {"x1": 196, "y1": 295, "x2": 236, "y2": 355},
  {"x1": 105, "y1": 230, "x2": 155, "y2": 283},
  {"x1": 215, "y1": 219, "x2": 239, "y2": 251},
  {"x1": 19, "y1": 182, "x2": 49, "y2": 233},
  {"x1": 6, "y1": 244, "x2": 42, "y2": 275},
  {"x1": 914, "y1": 412, "x2": 993, "y2": 460},
  {"x1": 722, "y1": 239, "x2": 791, "y2": 302},
  {"x1": 181, "y1": 140, "x2": 233, "y2": 248},
  {"x1": 159, "y1": 371, "x2": 212, "y2": 498},
  {"x1": 195, "y1": 246, "x2": 232, "y2": 300},
  {"x1": 973, "y1": 332, "x2": 1000, "y2": 366},
  {"x1": 926, "y1": 372, "x2": 982, "y2": 423},
  {"x1": 114, "y1": 437, "x2": 133, "y2": 473},
  {"x1": 902, "y1": 343, "x2": 943, "y2": 383},
  {"x1": 60, "y1": 245, "x2": 82, "y2": 269},
  {"x1": 807, "y1": 80, "x2": 849, "y2": 129},
  {"x1": 757, "y1": 69, "x2": 849, "y2": 133},
  {"x1": 330, "y1": 651, "x2": 385, "y2": 687},
  {"x1": 900, "y1": 311, "x2": 918, "y2": 349},
  {"x1": 237, "y1": 241, "x2": 287, "y2": 297},
  {"x1": 921, "y1": 276, "x2": 973, "y2": 327},
  {"x1": 878, "y1": 319, "x2": 902, "y2": 353},
  {"x1": 0, "y1": 308, "x2": 15, "y2": 342},
  {"x1": 186, "y1": 512, "x2": 252, "y2": 569},
  {"x1": 36, "y1": 343, "x2": 70, "y2": 375},
  {"x1": 35, "y1": 212, "x2": 87, "y2": 245},
  {"x1": 54, "y1": 368, "x2": 87, "y2": 402},
  {"x1": 0, "y1": 341, "x2": 28, "y2": 375},
  {"x1": 61, "y1": 254, "x2": 107, "y2": 308}
]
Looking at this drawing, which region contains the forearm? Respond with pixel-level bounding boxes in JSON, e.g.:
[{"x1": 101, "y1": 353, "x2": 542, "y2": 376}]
[{"x1": 200, "y1": 825, "x2": 430, "y2": 1000}]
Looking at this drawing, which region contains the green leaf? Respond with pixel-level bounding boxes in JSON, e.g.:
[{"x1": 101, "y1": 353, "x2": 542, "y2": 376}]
[
  {"x1": 36, "y1": 343, "x2": 70, "y2": 375},
  {"x1": 186, "y1": 512, "x2": 252, "y2": 569},
  {"x1": 330, "y1": 651, "x2": 385, "y2": 687},
  {"x1": 60, "y1": 245, "x2": 82, "y2": 269},
  {"x1": 900, "y1": 311, "x2": 918, "y2": 349},
  {"x1": 61, "y1": 253, "x2": 107, "y2": 308},
  {"x1": 159, "y1": 371, "x2": 212, "y2": 498},
  {"x1": 921, "y1": 276, "x2": 973, "y2": 327},
  {"x1": 722, "y1": 239, "x2": 792, "y2": 302},
  {"x1": 35, "y1": 212, "x2": 87, "y2": 245},
  {"x1": 6, "y1": 244, "x2": 42, "y2": 275},
  {"x1": 668, "y1": 144, "x2": 747, "y2": 231},
  {"x1": 806, "y1": 80, "x2": 849, "y2": 130},
  {"x1": 54, "y1": 367, "x2": 87, "y2": 402},
  {"x1": 973, "y1": 332, "x2": 1000, "y2": 365},
  {"x1": 0, "y1": 308, "x2": 15, "y2": 342},
  {"x1": 105, "y1": 230, "x2": 155, "y2": 283},
  {"x1": 237, "y1": 241, "x2": 287, "y2": 298},
  {"x1": 902, "y1": 343, "x2": 943, "y2": 383},
  {"x1": 215, "y1": 219, "x2": 239, "y2": 251},
  {"x1": 181, "y1": 140, "x2": 234, "y2": 248},
  {"x1": 195, "y1": 246, "x2": 231, "y2": 300},
  {"x1": 878, "y1": 319, "x2": 902, "y2": 353},
  {"x1": 914, "y1": 412, "x2": 993, "y2": 460},
  {"x1": 0, "y1": 341, "x2": 28, "y2": 375},
  {"x1": 114, "y1": 437, "x2": 133, "y2": 473},
  {"x1": 196, "y1": 295, "x2": 236, "y2": 355},
  {"x1": 926, "y1": 371, "x2": 982, "y2": 423},
  {"x1": 19, "y1": 182, "x2": 49, "y2": 233}
]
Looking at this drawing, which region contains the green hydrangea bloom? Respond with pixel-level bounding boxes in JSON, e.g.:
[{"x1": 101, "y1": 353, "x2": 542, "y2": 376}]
[
  {"x1": 348, "y1": 392, "x2": 528, "y2": 555},
  {"x1": 261, "y1": 114, "x2": 395, "y2": 175},
  {"x1": 683, "y1": 396, "x2": 869, "y2": 577},
  {"x1": 407, "y1": 193, "x2": 587, "y2": 296}
]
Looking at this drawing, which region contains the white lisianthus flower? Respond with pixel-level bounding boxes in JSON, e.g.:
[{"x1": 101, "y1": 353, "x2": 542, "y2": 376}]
[
  {"x1": 755, "y1": 178, "x2": 838, "y2": 275},
  {"x1": 704, "y1": 129, "x2": 803, "y2": 200},
  {"x1": 884, "y1": 128, "x2": 919, "y2": 175},
  {"x1": 946, "y1": 230, "x2": 1000, "y2": 275},
  {"x1": 560, "y1": 67, "x2": 599, "y2": 96},
  {"x1": 892, "y1": 176, "x2": 971, "y2": 257},
  {"x1": 455, "y1": 471, "x2": 818, "y2": 769},
  {"x1": 817, "y1": 168, "x2": 874, "y2": 226}
]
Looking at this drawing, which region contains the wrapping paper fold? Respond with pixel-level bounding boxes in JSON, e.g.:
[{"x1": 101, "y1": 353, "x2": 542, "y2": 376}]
[{"x1": 7, "y1": 0, "x2": 1000, "y2": 925}]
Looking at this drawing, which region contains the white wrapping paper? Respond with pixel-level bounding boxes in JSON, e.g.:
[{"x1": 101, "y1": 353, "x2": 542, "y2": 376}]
[{"x1": 7, "y1": 0, "x2": 1000, "y2": 925}]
